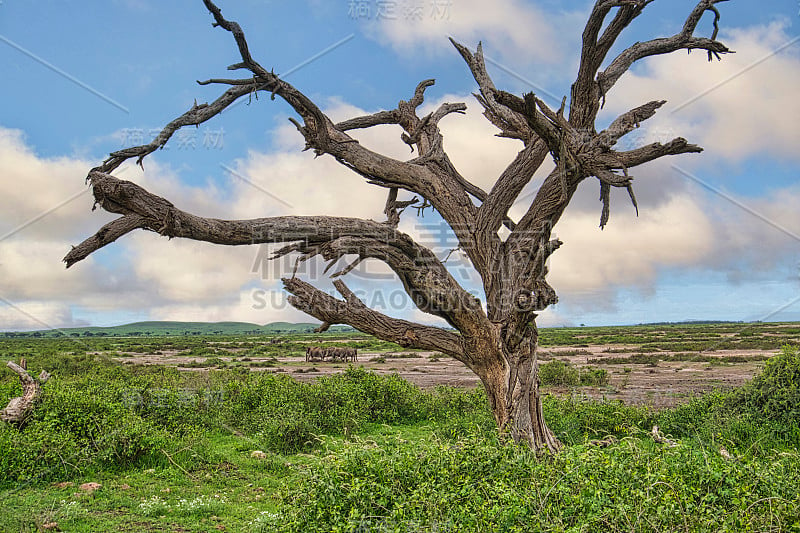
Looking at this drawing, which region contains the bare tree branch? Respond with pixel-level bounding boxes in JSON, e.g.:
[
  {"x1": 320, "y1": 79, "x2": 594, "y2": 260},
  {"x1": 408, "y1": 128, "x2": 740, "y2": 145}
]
[
  {"x1": 598, "y1": 0, "x2": 733, "y2": 94},
  {"x1": 100, "y1": 83, "x2": 262, "y2": 173},
  {"x1": 595, "y1": 100, "x2": 666, "y2": 149},
  {"x1": 64, "y1": 214, "x2": 146, "y2": 268},
  {"x1": 569, "y1": 0, "x2": 732, "y2": 127},
  {"x1": 283, "y1": 277, "x2": 466, "y2": 360},
  {"x1": 612, "y1": 138, "x2": 703, "y2": 167},
  {"x1": 65, "y1": 172, "x2": 487, "y2": 332},
  {"x1": 1, "y1": 361, "x2": 51, "y2": 424},
  {"x1": 450, "y1": 39, "x2": 534, "y2": 143},
  {"x1": 571, "y1": 0, "x2": 653, "y2": 126}
]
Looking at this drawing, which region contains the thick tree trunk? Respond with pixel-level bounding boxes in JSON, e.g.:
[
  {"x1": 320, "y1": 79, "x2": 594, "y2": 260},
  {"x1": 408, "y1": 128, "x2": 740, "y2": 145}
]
[{"x1": 471, "y1": 329, "x2": 561, "y2": 453}]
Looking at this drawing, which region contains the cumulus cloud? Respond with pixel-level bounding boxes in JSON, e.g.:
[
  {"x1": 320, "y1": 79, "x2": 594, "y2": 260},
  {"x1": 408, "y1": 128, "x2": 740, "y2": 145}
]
[
  {"x1": 149, "y1": 288, "x2": 313, "y2": 324},
  {"x1": 703, "y1": 185, "x2": 800, "y2": 280},
  {"x1": 0, "y1": 129, "x2": 125, "y2": 329},
  {"x1": 0, "y1": 301, "x2": 87, "y2": 331},
  {"x1": 0, "y1": 128, "x2": 109, "y2": 240},
  {"x1": 0, "y1": 127, "x2": 256, "y2": 329},
  {"x1": 363, "y1": 0, "x2": 580, "y2": 65},
  {"x1": 125, "y1": 234, "x2": 259, "y2": 303},
  {"x1": 548, "y1": 194, "x2": 715, "y2": 294},
  {"x1": 601, "y1": 21, "x2": 800, "y2": 163}
]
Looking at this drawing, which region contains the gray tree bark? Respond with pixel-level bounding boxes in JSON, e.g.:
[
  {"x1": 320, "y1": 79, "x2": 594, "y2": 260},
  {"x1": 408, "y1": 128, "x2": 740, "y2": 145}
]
[
  {"x1": 65, "y1": 0, "x2": 731, "y2": 452},
  {"x1": 1, "y1": 360, "x2": 50, "y2": 425}
]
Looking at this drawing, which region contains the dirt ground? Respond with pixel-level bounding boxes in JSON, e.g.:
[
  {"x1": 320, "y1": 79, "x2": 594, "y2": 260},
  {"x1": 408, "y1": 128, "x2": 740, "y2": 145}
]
[{"x1": 115, "y1": 343, "x2": 774, "y2": 409}]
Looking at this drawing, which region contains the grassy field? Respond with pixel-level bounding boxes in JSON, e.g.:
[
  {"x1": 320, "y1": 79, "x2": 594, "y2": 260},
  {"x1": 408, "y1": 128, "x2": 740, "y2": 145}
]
[{"x1": 1, "y1": 323, "x2": 799, "y2": 531}]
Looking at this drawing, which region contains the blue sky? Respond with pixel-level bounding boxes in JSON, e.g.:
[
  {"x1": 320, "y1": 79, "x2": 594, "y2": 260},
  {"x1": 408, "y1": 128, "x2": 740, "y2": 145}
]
[{"x1": 0, "y1": 0, "x2": 798, "y2": 330}]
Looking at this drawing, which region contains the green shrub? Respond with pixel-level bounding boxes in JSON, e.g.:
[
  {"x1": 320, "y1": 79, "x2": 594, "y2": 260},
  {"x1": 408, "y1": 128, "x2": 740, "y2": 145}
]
[
  {"x1": 579, "y1": 366, "x2": 608, "y2": 386},
  {"x1": 545, "y1": 395, "x2": 653, "y2": 445},
  {"x1": 277, "y1": 429, "x2": 800, "y2": 532},
  {"x1": 734, "y1": 345, "x2": 800, "y2": 426},
  {"x1": 537, "y1": 361, "x2": 608, "y2": 387},
  {"x1": 539, "y1": 360, "x2": 579, "y2": 386},
  {"x1": 0, "y1": 364, "x2": 204, "y2": 486},
  {"x1": 210, "y1": 367, "x2": 492, "y2": 454},
  {"x1": 0, "y1": 383, "x2": 175, "y2": 485},
  {"x1": 654, "y1": 351, "x2": 800, "y2": 455},
  {"x1": 255, "y1": 415, "x2": 320, "y2": 454}
]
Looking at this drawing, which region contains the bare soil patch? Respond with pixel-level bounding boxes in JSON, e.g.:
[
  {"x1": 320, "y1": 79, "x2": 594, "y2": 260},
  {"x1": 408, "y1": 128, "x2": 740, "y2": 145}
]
[{"x1": 112, "y1": 344, "x2": 776, "y2": 409}]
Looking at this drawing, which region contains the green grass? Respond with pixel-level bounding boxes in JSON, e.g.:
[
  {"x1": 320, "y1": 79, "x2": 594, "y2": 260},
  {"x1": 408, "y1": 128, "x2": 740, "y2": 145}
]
[
  {"x1": 4, "y1": 419, "x2": 797, "y2": 532},
  {"x1": 0, "y1": 338, "x2": 798, "y2": 531}
]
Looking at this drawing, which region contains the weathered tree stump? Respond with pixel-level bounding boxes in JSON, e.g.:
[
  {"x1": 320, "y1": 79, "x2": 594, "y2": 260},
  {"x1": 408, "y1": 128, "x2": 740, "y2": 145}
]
[{"x1": 1, "y1": 359, "x2": 50, "y2": 424}]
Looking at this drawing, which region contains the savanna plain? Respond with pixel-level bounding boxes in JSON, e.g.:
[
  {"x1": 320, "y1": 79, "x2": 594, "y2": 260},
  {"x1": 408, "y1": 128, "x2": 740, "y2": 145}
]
[{"x1": 1, "y1": 321, "x2": 799, "y2": 532}]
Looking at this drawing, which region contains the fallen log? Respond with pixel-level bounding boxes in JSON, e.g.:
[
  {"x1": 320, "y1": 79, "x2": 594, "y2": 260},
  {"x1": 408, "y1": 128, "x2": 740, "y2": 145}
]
[{"x1": 1, "y1": 359, "x2": 50, "y2": 424}]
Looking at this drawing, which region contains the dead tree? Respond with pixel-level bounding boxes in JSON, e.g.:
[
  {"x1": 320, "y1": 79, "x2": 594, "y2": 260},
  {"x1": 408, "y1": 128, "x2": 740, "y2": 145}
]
[
  {"x1": 1, "y1": 359, "x2": 51, "y2": 425},
  {"x1": 65, "y1": 0, "x2": 731, "y2": 452}
]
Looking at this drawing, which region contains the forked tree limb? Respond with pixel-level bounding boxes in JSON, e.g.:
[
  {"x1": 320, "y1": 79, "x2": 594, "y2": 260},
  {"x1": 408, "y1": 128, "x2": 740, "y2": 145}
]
[
  {"x1": 448, "y1": 40, "x2": 553, "y2": 236},
  {"x1": 64, "y1": 172, "x2": 488, "y2": 332},
  {"x1": 572, "y1": 0, "x2": 653, "y2": 125},
  {"x1": 449, "y1": 39, "x2": 533, "y2": 143},
  {"x1": 273, "y1": 232, "x2": 485, "y2": 330},
  {"x1": 571, "y1": 0, "x2": 732, "y2": 127},
  {"x1": 201, "y1": 0, "x2": 488, "y2": 255},
  {"x1": 283, "y1": 277, "x2": 466, "y2": 360},
  {"x1": 476, "y1": 139, "x2": 549, "y2": 235}
]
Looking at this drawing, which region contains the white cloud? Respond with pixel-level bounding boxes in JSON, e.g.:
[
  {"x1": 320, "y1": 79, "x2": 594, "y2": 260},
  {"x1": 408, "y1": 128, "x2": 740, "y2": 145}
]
[
  {"x1": 126, "y1": 234, "x2": 259, "y2": 302},
  {"x1": 149, "y1": 289, "x2": 313, "y2": 325},
  {"x1": 704, "y1": 185, "x2": 800, "y2": 277},
  {"x1": 0, "y1": 301, "x2": 85, "y2": 331},
  {"x1": 0, "y1": 128, "x2": 109, "y2": 240},
  {"x1": 536, "y1": 307, "x2": 576, "y2": 328},
  {"x1": 0, "y1": 241, "x2": 99, "y2": 302},
  {"x1": 602, "y1": 21, "x2": 800, "y2": 163},
  {"x1": 548, "y1": 194, "x2": 715, "y2": 295},
  {"x1": 366, "y1": 0, "x2": 579, "y2": 66}
]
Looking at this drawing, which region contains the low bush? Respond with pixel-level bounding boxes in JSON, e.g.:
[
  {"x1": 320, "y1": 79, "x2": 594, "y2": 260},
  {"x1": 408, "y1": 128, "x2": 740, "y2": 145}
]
[
  {"x1": 538, "y1": 361, "x2": 608, "y2": 387},
  {"x1": 732, "y1": 344, "x2": 800, "y2": 426},
  {"x1": 276, "y1": 428, "x2": 800, "y2": 532},
  {"x1": 579, "y1": 366, "x2": 608, "y2": 386},
  {"x1": 539, "y1": 360, "x2": 579, "y2": 386}
]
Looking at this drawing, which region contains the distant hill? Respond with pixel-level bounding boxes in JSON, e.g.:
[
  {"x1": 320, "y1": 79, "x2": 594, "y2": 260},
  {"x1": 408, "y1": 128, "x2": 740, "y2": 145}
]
[{"x1": 1, "y1": 321, "x2": 355, "y2": 338}]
